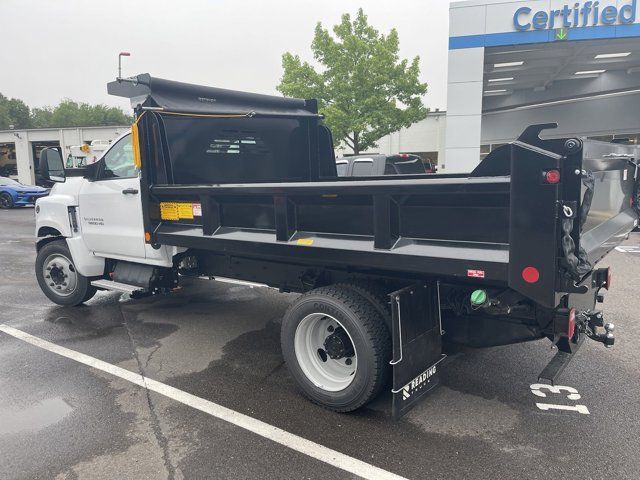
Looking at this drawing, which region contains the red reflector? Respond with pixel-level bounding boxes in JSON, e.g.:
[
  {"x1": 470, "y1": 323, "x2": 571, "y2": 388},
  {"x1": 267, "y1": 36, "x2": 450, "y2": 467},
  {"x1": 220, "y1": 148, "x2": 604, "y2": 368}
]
[
  {"x1": 522, "y1": 266, "x2": 540, "y2": 283},
  {"x1": 568, "y1": 308, "x2": 576, "y2": 338},
  {"x1": 544, "y1": 169, "x2": 561, "y2": 184}
]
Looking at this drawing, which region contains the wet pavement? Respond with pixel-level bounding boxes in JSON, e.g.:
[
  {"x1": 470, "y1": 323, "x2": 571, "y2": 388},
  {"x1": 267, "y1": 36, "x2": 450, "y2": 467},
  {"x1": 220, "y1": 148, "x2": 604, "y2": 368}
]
[{"x1": 1, "y1": 207, "x2": 639, "y2": 480}]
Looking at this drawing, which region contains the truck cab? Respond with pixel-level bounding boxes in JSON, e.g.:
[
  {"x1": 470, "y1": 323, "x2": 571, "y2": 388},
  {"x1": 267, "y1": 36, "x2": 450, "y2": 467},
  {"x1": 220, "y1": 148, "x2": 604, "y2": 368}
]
[{"x1": 35, "y1": 131, "x2": 182, "y2": 305}]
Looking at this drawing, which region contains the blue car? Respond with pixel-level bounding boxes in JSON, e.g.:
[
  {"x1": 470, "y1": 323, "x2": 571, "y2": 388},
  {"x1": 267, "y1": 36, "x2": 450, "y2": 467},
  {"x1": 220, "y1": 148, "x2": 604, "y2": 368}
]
[{"x1": 0, "y1": 176, "x2": 49, "y2": 209}]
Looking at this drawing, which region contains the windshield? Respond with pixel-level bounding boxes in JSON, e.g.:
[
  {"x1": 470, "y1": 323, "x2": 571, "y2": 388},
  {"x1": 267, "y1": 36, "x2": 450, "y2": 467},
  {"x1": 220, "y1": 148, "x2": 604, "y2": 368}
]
[
  {"x1": 0, "y1": 177, "x2": 20, "y2": 186},
  {"x1": 387, "y1": 156, "x2": 426, "y2": 174}
]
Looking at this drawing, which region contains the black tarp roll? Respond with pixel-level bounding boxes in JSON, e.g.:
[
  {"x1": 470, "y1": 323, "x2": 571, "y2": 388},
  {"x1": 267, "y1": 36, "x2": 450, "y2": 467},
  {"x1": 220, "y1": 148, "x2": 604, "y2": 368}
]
[{"x1": 107, "y1": 73, "x2": 318, "y2": 117}]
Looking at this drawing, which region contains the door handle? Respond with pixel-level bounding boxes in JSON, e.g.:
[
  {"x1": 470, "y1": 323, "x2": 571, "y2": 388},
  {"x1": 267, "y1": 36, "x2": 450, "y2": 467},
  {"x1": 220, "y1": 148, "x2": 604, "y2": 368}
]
[{"x1": 122, "y1": 188, "x2": 139, "y2": 195}]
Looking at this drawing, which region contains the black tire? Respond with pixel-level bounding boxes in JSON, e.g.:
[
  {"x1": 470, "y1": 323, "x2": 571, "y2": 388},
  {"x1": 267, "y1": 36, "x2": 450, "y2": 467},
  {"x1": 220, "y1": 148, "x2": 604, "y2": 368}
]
[
  {"x1": 0, "y1": 192, "x2": 14, "y2": 209},
  {"x1": 35, "y1": 239, "x2": 97, "y2": 306},
  {"x1": 281, "y1": 285, "x2": 391, "y2": 412},
  {"x1": 336, "y1": 279, "x2": 392, "y2": 330}
]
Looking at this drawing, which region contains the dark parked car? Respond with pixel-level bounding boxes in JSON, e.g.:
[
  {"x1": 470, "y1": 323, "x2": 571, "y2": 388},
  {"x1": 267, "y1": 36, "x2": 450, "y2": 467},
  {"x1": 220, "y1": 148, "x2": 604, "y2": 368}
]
[
  {"x1": 0, "y1": 176, "x2": 49, "y2": 209},
  {"x1": 336, "y1": 153, "x2": 435, "y2": 177},
  {"x1": 0, "y1": 164, "x2": 18, "y2": 177}
]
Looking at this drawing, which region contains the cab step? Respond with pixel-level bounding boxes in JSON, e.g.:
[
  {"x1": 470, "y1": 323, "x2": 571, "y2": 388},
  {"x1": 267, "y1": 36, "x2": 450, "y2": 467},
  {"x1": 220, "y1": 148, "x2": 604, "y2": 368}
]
[{"x1": 91, "y1": 279, "x2": 147, "y2": 295}]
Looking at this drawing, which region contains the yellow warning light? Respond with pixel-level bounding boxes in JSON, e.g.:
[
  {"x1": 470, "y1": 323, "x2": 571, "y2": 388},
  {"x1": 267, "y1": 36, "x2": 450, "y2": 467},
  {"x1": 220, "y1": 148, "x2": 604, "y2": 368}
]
[{"x1": 80, "y1": 144, "x2": 90, "y2": 153}]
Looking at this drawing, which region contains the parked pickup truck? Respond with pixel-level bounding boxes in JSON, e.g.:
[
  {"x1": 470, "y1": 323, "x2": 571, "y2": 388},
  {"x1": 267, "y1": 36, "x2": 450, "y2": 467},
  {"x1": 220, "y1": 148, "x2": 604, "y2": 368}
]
[
  {"x1": 35, "y1": 74, "x2": 639, "y2": 419},
  {"x1": 336, "y1": 153, "x2": 435, "y2": 177}
]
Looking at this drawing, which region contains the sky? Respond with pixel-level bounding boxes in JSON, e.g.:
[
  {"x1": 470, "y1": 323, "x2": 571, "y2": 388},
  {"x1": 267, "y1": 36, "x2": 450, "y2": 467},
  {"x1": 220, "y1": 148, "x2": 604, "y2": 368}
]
[{"x1": 0, "y1": 0, "x2": 453, "y2": 113}]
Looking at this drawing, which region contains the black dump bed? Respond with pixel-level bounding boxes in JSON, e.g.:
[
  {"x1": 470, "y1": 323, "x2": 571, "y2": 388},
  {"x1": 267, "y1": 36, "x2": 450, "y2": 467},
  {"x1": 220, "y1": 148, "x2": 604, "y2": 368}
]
[{"x1": 110, "y1": 75, "x2": 640, "y2": 309}]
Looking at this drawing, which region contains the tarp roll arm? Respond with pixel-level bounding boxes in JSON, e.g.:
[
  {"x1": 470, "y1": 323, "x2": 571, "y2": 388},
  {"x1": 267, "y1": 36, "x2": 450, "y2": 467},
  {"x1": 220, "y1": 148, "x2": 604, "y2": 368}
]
[{"x1": 138, "y1": 108, "x2": 323, "y2": 119}]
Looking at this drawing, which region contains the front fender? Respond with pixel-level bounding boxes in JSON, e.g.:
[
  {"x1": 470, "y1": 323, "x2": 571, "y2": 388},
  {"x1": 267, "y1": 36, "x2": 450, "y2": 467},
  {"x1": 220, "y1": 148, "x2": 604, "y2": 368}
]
[
  {"x1": 35, "y1": 189, "x2": 105, "y2": 277},
  {"x1": 66, "y1": 237, "x2": 105, "y2": 277},
  {"x1": 0, "y1": 189, "x2": 19, "y2": 202},
  {"x1": 35, "y1": 194, "x2": 76, "y2": 238}
]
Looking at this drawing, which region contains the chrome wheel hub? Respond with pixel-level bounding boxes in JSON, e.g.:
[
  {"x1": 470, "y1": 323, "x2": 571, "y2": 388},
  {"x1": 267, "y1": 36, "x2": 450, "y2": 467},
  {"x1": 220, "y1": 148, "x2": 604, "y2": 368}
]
[
  {"x1": 42, "y1": 254, "x2": 78, "y2": 297},
  {"x1": 294, "y1": 313, "x2": 357, "y2": 392}
]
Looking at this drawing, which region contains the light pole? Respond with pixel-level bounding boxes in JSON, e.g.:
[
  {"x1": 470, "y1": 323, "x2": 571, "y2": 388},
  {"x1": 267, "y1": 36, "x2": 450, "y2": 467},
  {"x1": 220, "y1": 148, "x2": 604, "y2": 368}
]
[{"x1": 118, "y1": 52, "x2": 131, "y2": 80}]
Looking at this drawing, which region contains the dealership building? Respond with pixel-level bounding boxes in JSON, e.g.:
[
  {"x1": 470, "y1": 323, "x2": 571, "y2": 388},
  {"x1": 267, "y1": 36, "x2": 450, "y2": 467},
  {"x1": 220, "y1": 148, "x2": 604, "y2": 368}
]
[
  {"x1": 377, "y1": 0, "x2": 640, "y2": 172},
  {"x1": 0, "y1": 125, "x2": 128, "y2": 185}
]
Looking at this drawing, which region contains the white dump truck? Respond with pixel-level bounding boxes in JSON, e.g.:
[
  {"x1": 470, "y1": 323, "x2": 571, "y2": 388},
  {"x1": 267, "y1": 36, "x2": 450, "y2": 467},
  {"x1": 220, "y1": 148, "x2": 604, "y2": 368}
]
[{"x1": 33, "y1": 74, "x2": 637, "y2": 418}]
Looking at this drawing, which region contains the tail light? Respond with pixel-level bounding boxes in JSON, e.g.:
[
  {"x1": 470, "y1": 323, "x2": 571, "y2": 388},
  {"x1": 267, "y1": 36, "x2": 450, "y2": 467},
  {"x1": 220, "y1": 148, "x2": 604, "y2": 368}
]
[
  {"x1": 568, "y1": 308, "x2": 576, "y2": 339},
  {"x1": 521, "y1": 266, "x2": 540, "y2": 283},
  {"x1": 543, "y1": 169, "x2": 561, "y2": 184}
]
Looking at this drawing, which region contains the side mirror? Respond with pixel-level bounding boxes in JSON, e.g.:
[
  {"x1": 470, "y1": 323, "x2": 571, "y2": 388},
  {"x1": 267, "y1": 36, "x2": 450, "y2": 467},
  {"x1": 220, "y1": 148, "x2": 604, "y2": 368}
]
[{"x1": 39, "y1": 148, "x2": 66, "y2": 183}]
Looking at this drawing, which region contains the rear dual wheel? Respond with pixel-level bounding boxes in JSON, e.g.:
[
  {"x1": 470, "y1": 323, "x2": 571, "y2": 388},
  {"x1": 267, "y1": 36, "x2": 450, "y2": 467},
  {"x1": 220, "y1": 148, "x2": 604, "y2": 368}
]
[{"x1": 281, "y1": 285, "x2": 391, "y2": 412}]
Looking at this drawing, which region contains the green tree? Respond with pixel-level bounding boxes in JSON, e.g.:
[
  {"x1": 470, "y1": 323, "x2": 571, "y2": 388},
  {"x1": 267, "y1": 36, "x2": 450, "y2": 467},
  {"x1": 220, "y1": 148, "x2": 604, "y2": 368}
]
[
  {"x1": 0, "y1": 101, "x2": 10, "y2": 130},
  {"x1": 1, "y1": 94, "x2": 132, "y2": 129},
  {"x1": 0, "y1": 94, "x2": 31, "y2": 129},
  {"x1": 30, "y1": 107, "x2": 53, "y2": 129},
  {"x1": 277, "y1": 9, "x2": 428, "y2": 154},
  {"x1": 30, "y1": 99, "x2": 132, "y2": 128}
]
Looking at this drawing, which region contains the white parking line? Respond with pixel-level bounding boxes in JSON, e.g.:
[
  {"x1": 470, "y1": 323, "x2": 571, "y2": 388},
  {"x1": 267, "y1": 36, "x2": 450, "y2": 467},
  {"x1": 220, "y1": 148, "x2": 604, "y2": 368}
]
[{"x1": 0, "y1": 324, "x2": 407, "y2": 480}]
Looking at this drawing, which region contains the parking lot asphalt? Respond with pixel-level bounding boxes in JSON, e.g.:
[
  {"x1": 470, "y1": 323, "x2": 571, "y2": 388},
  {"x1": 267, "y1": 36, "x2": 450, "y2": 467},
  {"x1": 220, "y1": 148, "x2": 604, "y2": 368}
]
[{"x1": 1, "y1": 207, "x2": 639, "y2": 480}]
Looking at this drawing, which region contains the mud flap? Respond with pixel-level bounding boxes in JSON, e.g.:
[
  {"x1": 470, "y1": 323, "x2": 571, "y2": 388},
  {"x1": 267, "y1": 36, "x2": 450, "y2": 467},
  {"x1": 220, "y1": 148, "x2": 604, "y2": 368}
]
[{"x1": 390, "y1": 282, "x2": 445, "y2": 420}]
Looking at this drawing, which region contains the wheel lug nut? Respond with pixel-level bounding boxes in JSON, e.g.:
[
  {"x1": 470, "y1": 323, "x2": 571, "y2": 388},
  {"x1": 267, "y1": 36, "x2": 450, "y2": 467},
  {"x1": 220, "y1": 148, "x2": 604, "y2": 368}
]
[
  {"x1": 345, "y1": 358, "x2": 352, "y2": 365},
  {"x1": 327, "y1": 326, "x2": 334, "y2": 332}
]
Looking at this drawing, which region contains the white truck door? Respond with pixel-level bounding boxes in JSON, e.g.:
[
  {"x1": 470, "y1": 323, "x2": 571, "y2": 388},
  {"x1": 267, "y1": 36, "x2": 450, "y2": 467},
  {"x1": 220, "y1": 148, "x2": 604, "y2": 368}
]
[{"x1": 78, "y1": 133, "x2": 146, "y2": 259}]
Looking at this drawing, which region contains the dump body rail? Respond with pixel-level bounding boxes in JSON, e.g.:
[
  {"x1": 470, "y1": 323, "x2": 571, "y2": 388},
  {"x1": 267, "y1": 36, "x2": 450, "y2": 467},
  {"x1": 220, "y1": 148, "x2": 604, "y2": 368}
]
[
  {"x1": 138, "y1": 114, "x2": 639, "y2": 308},
  {"x1": 150, "y1": 176, "x2": 511, "y2": 284}
]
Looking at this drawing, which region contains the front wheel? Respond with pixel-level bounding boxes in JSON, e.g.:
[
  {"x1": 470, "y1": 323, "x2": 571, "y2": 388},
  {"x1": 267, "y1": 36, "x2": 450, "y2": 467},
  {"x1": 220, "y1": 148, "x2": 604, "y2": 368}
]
[
  {"x1": 281, "y1": 285, "x2": 391, "y2": 412},
  {"x1": 0, "y1": 192, "x2": 14, "y2": 209},
  {"x1": 35, "y1": 239, "x2": 97, "y2": 306}
]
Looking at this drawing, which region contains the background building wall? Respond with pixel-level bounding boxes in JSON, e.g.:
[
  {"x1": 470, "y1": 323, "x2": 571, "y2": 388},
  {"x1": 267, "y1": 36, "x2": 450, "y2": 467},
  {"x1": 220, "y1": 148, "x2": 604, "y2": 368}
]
[
  {"x1": 373, "y1": 112, "x2": 447, "y2": 162},
  {"x1": 446, "y1": 0, "x2": 640, "y2": 173},
  {"x1": 444, "y1": 3, "x2": 487, "y2": 173}
]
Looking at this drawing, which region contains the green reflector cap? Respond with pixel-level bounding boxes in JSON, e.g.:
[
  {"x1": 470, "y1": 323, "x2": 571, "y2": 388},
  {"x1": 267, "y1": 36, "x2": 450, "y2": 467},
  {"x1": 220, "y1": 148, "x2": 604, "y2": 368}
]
[{"x1": 470, "y1": 289, "x2": 487, "y2": 306}]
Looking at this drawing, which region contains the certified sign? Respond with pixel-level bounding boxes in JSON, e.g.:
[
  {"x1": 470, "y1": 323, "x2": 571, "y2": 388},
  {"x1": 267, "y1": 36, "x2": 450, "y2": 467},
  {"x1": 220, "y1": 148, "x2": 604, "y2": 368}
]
[{"x1": 514, "y1": 1, "x2": 637, "y2": 32}]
